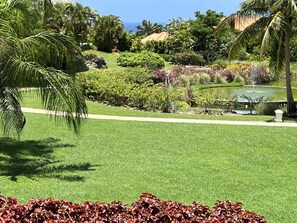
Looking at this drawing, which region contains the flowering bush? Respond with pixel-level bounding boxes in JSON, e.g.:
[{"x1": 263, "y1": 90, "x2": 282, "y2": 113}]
[{"x1": 225, "y1": 64, "x2": 252, "y2": 72}]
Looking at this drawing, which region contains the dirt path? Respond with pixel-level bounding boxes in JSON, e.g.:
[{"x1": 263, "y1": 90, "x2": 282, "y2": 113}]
[{"x1": 21, "y1": 107, "x2": 297, "y2": 128}]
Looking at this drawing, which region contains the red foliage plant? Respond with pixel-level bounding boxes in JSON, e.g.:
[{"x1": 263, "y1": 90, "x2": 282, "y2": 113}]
[{"x1": 0, "y1": 193, "x2": 266, "y2": 223}]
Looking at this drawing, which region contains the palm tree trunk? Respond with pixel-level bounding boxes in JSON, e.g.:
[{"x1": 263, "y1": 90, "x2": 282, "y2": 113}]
[{"x1": 285, "y1": 19, "x2": 297, "y2": 115}]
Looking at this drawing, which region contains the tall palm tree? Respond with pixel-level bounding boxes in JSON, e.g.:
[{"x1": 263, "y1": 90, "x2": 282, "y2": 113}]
[
  {"x1": 0, "y1": 0, "x2": 87, "y2": 136},
  {"x1": 136, "y1": 19, "x2": 163, "y2": 37},
  {"x1": 165, "y1": 17, "x2": 189, "y2": 33},
  {"x1": 218, "y1": 0, "x2": 297, "y2": 115},
  {"x1": 93, "y1": 15, "x2": 125, "y2": 52},
  {"x1": 62, "y1": 3, "x2": 95, "y2": 44}
]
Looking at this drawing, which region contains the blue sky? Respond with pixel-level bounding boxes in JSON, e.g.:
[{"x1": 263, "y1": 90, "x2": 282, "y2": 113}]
[{"x1": 77, "y1": 0, "x2": 243, "y2": 23}]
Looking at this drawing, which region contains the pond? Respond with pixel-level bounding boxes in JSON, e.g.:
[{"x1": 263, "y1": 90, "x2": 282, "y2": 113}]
[{"x1": 199, "y1": 86, "x2": 297, "y2": 102}]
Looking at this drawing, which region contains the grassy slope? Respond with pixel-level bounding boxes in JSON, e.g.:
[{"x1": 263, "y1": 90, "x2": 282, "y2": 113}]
[{"x1": 0, "y1": 113, "x2": 296, "y2": 223}]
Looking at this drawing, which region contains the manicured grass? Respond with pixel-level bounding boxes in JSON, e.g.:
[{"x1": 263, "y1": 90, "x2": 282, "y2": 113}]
[
  {"x1": 1, "y1": 113, "x2": 296, "y2": 223},
  {"x1": 269, "y1": 79, "x2": 297, "y2": 88},
  {"x1": 20, "y1": 91, "x2": 280, "y2": 122}
]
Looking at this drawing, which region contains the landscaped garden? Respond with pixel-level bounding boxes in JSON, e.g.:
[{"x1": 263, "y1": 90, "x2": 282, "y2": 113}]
[{"x1": 1, "y1": 0, "x2": 297, "y2": 222}]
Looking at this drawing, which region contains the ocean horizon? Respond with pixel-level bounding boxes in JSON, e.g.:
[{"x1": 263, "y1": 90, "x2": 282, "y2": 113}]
[
  {"x1": 123, "y1": 22, "x2": 167, "y2": 33},
  {"x1": 123, "y1": 22, "x2": 141, "y2": 33}
]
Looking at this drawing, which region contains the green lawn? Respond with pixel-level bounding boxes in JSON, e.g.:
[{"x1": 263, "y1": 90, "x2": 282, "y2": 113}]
[{"x1": 1, "y1": 113, "x2": 296, "y2": 223}]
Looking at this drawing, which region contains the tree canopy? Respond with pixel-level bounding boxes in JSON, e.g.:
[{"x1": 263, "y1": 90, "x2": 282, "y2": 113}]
[
  {"x1": 218, "y1": 0, "x2": 297, "y2": 114},
  {"x1": 0, "y1": 0, "x2": 87, "y2": 136}
]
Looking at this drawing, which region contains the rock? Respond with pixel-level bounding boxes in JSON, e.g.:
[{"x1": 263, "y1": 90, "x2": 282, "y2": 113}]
[{"x1": 85, "y1": 54, "x2": 108, "y2": 69}]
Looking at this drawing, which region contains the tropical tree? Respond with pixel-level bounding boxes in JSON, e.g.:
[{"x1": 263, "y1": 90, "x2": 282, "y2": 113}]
[
  {"x1": 191, "y1": 10, "x2": 235, "y2": 62},
  {"x1": 93, "y1": 15, "x2": 126, "y2": 52},
  {"x1": 165, "y1": 18, "x2": 196, "y2": 53},
  {"x1": 0, "y1": 0, "x2": 87, "y2": 136},
  {"x1": 218, "y1": 0, "x2": 297, "y2": 115},
  {"x1": 135, "y1": 19, "x2": 163, "y2": 37},
  {"x1": 48, "y1": 2, "x2": 96, "y2": 44}
]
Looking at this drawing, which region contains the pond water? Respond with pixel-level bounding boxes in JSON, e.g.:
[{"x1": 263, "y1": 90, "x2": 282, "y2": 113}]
[{"x1": 199, "y1": 86, "x2": 297, "y2": 102}]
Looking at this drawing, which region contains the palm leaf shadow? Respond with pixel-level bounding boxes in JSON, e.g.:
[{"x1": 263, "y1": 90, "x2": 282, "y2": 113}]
[{"x1": 0, "y1": 137, "x2": 98, "y2": 181}]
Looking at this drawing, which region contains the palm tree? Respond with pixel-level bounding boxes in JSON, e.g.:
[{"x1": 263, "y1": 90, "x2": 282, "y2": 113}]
[
  {"x1": 93, "y1": 15, "x2": 125, "y2": 52},
  {"x1": 0, "y1": 0, "x2": 87, "y2": 136},
  {"x1": 218, "y1": 0, "x2": 297, "y2": 115},
  {"x1": 165, "y1": 17, "x2": 189, "y2": 33},
  {"x1": 136, "y1": 19, "x2": 163, "y2": 37},
  {"x1": 165, "y1": 18, "x2": 196, "y2": 53},
  {"x1": 62, "y1": 3, "x2": 95, "y2": 44}
]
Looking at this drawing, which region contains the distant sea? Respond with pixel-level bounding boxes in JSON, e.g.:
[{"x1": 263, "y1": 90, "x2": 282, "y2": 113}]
[
  {"x1": 123, "y1": 22, "x2": 141, "y2": 33},
  {"x1": 123, "y1": 22, "x2": 167, "y2": 33}
]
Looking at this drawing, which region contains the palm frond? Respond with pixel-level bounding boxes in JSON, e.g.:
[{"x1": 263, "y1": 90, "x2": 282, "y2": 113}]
[
  {"x1": 261, "y1": 11, "x2": 284, "y2": 54},
  {"x1": 0, "y1": 19, "x2": 17, "y2": 37},
  {"x1": 285, "y1": 0, "x2": 297, "y2": 17},
  {"x1": 6, "y1": 0, "x2": 27, "y2": 11},
  {"x1": 269, "y1": 32, "x2": 285, "y2": 79},
  {"x1": 7, "y1": 59, "x2": 87, "y2": 134},
  {"x1": 215, "y1": 13, "x2": 237, "y2": 36},
  {"x1": 229, "y1": 16, "x2": 269, "y2": 60},
  {"x1": 3, "y1": 0, "x2": 39, "y2": 37},
  {"x1": 18, "y1": 32, "x2": 82, "y2": 70},
  {"x1": 0, "y1": 87, "x2": 25, "y2": 137},
  {"x1": 240, "y1": 0, "x2": 272, "y2": 15}
]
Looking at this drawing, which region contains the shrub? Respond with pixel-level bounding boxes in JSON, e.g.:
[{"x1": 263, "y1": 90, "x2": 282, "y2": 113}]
[
  {"x1": 190, "y1": 74, "x2": 200, "y2": 85},
  {"x1": 219, "y1": 69, "x2": 236, "y2": 82},
  {"x1": 124, "y1": 67, "x2": 154, "y2": 84},
  {"x1": 226, "y1": 63, "x2": 253, "y2": 73},
  {"x1": 0, "y1": 193, "x2": 267, "y2": 222},
  {"x1": 213, "y1": 59, "x2": 229, "y2": 69},
  {"x1": 153, "y1": 69, "x2": 179, "y2": 84},
  {"x1": 210, "y1": 63, "x2": 222, "y2": 70},
  {"x1": 117, "y1": 51, "x2": 165, "y2": 69},
  {"x1": 77, "y1": 70, "x2": 132, "y2": 106},
  {"x1": 198, "y1": 73, "x2": 211, "y2": 84},
  {"x1": 143, "y1": 40, "x2": 167, "y2": 54},
  {"x1": 256, "y1": 102, "x2": 281, "y2": 115},
  {"x1": 130, "y1": 38, "x2": 144, "y2": 52},
  {"x1": 176, "y1": 101, "x2": 191, "y2": 109},
  {"x1": 145, "y1": 83, "x2": 177, "y2": 112},
  {"x1": 172, "y1": 51, "x2": 206, "y2": 66},
  {"x1": 234, "y1": 75, "x2": 245, "y2": 84},
  {"x1": 250, "y1": 65, "x2": 271, "y2": 84},
  {"x1": 190, "y1": 73, "x2": 211, "y2": 85},
  {"x1": 214, "y1": 74, "x2": 227, "y2": 84},
  {"x1": 77, "y1": 68, "x2": 177, "y2": 112},
  {"x1": 179, "y1": 75, "x2": 191, "y2": 87},
  {"x1": 246, "y1": 53, "x2": 268, "y2": 62},
  {"x1": 159, "y1": 53, "x2": 173, "y2": 62}
]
